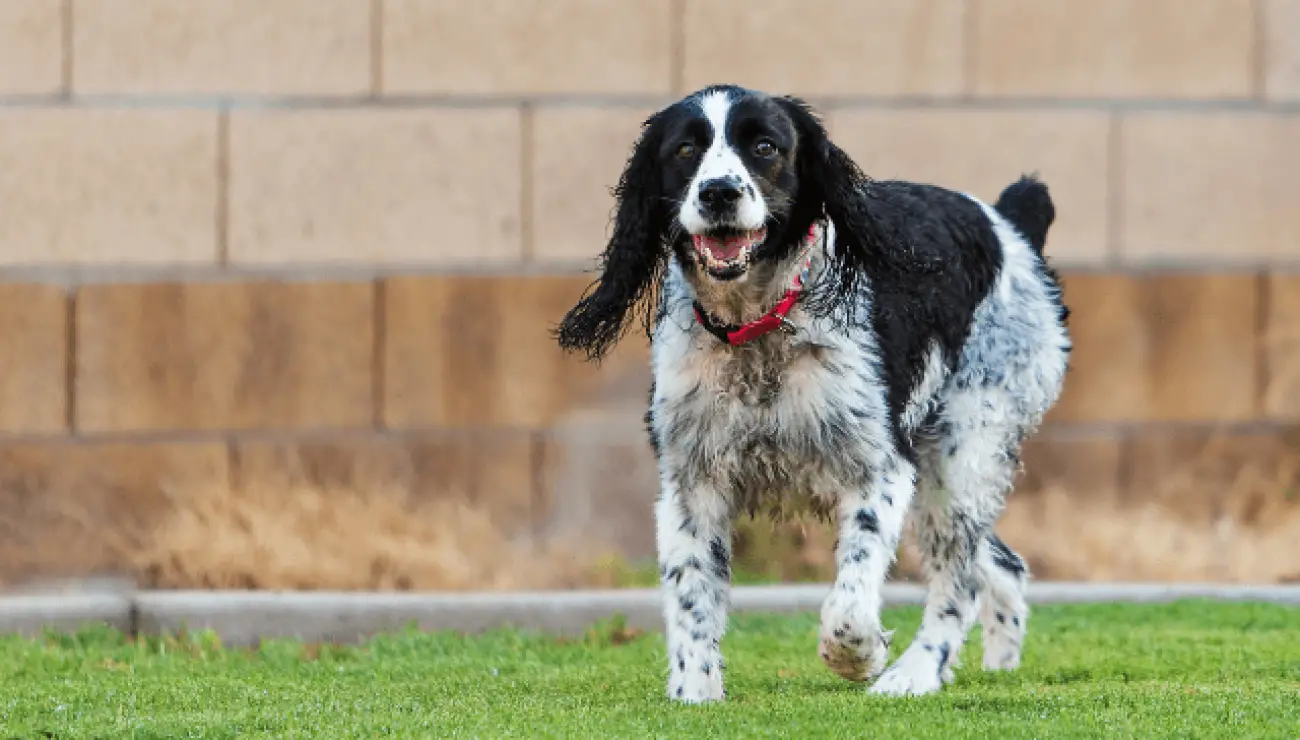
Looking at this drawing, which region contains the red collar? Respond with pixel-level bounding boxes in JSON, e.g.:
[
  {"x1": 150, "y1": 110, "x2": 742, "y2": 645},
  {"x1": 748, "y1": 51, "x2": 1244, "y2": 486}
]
[{"x1": 693, "y1": 224, "x2": 819, "y2": 347}]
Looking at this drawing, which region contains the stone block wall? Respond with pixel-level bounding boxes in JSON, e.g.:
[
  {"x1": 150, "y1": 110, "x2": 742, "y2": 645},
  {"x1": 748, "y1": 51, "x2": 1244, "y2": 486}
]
[{"x1": 1, "y1": 1, "x2": 1298, "y2": 586}]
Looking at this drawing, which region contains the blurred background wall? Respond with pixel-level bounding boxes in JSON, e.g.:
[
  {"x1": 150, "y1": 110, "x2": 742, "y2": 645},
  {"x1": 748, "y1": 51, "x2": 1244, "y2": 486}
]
[{"x1": 0, "y1": 0, "x2": 1297, "y2": 589}]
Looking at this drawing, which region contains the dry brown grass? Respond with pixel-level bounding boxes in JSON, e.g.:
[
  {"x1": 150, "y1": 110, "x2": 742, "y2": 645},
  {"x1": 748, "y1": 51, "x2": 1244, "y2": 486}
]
[
  {"x1": 1, "y1": 478, "x2": 607, "y2": 592},
  {"x1": 124, "y1": 481, "x2": 609, "y2": 591},
  {"x1": 725, "y1": 438, "x2": 1300, "y2": 585},
  {"x1": 3, "y1": 432, "x2": 1298, "y2": 590},
  {"x1": 1008, "y1": 432, "x2": 1300, "y2": 583},
  {"x1": 1000, "y1": 487, "x2": 1300, "y2": 583}
]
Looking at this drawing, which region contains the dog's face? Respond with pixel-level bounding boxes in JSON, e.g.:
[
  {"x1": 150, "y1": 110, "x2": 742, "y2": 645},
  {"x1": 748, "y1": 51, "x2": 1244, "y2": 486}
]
[
  {"x1": 659, "y1": 87, "x2": 803, "y2": 281},
  {"x1": 557, "y1": 85, "x2": 878, "y2": 360}
]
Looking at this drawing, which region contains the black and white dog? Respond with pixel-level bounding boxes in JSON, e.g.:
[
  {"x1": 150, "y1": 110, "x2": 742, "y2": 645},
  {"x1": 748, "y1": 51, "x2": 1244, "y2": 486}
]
[{"x1": 556, "y1": 85, "x2": 1071, "y2": 701}]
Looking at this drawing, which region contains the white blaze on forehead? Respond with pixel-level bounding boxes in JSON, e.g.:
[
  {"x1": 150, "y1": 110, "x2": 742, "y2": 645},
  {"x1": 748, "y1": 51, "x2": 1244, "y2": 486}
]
[
  {"x1": 699, "y1": 91, "x2": 734, "y2": 163},
  {"x1": 679, "y1": 90, "x2": 768, "y2": 234},
  {"x1": 696, "y1": 91, "x2": 749, "y2": 195}
]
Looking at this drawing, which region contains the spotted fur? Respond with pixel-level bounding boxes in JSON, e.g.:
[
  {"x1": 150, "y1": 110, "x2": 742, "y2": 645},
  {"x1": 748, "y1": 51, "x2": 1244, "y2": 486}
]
[{"x1": 557, "y1": 86, "x2": 1071, "y2": 702}]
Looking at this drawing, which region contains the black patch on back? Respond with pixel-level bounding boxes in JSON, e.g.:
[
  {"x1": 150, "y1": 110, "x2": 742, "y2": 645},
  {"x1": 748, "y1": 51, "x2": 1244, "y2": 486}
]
[{"x1": 854, "y1": 181, "x2": 1004, "y2": 456}]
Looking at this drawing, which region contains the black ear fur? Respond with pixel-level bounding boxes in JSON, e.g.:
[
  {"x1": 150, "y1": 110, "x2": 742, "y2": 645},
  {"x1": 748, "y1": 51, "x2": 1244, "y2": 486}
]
[
  {"x1": 555, "y1": 112, "x2": 670, "y2": 361},
  {"x1": 776, "y1": 97, "x2": 895, "y2": 320}
]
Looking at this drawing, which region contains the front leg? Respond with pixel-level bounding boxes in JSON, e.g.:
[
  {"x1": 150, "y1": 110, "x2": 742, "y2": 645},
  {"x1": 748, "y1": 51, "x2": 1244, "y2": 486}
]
[
  {"x1": 656, "y1": 481, "x2": 732, "y2": 704},
  {"x1": 819, "y1": 453, "x2": 916, "y2": 682}
]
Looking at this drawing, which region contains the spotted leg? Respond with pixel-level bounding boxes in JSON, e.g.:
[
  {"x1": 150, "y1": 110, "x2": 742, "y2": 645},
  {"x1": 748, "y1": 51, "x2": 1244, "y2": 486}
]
[
  {"x1": 818, "y1": 455, "x2": 916, "y2": 682},
  {"x1": 871, "y1": 430, "x2": 1020, "y2": 697},
  {"x1": 656, "y1": 481, "x2": 733, "y2": 704},
  {"x1": 871, "y1": 507, "x2": 984, "y2": 696},
  {"x1": 977, "y1": 533, "x2": 1029, "y2": 670}
]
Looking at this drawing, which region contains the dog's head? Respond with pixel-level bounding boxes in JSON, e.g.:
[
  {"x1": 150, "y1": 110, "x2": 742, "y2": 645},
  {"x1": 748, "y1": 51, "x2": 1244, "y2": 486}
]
[
  {"x1": 666, "y1": 86, "x2": 811, "y2": 281},
  {"x1": 557, "y1": 85, "x2": 885, "y2": 360}
]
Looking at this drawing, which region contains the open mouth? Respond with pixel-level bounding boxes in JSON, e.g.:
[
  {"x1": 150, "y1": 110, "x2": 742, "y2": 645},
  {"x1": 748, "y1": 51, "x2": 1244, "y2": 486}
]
[{"x1": 691, "y1": 227, "x2": 767, "y2": 278}]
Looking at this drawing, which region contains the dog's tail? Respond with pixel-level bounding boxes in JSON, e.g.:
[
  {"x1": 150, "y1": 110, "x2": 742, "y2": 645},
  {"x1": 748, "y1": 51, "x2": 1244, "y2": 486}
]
[{"x1": 993, "y1": 174, "x2": 1054, "y2": 255}]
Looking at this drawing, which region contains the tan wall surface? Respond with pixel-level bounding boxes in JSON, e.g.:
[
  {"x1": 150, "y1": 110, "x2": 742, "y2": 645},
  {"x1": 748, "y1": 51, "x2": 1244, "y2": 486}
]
[
  {"x1": 0, "y1": 0, "x2": 1297, "y2": 270},
  {"x1": 1, "y1": 1, "x2": 1298, "y2": 586}
]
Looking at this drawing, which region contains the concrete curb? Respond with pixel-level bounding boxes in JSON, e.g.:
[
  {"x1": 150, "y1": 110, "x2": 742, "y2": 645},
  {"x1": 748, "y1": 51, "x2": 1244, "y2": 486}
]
[
  {"x1": 0, "y1": 594, "x2": 134, "y2": 637},
  {"x1": 2, "y1": 583, "x2": 1297, "y2": 646}
]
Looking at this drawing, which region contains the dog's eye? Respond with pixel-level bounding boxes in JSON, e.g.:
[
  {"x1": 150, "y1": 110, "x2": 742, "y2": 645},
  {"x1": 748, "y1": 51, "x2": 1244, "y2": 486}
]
[
  {"x1": 753, "y1": 139, "x2": 777, "y2": 157},
  {"x1": 676, "y1": 142, "x2": 696, "y2": 159}
]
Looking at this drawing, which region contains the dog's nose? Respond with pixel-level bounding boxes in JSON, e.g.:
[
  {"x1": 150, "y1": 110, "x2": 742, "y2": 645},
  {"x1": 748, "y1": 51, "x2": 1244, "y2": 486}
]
[{"x1": 698, "y1": 178, "x2": 743, "y2": 211}]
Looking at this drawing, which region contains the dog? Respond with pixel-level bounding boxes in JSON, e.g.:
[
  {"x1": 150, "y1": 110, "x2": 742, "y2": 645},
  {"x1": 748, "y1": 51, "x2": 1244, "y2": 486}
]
[{"x1": 555, "y1": 84, "x2": 1071, "y2": 701}]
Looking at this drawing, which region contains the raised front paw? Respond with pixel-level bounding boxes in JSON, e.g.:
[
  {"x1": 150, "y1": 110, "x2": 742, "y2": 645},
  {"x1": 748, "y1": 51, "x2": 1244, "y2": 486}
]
[
  {"x1": 818, "y1": 589, "x2": 891, "y2": 682},
  {"x1": 819, "y1": 624, "x2": 890, "y2": 682},
  {"x1": 817, "y1": 612, "x2": 889, "y2": 682}
]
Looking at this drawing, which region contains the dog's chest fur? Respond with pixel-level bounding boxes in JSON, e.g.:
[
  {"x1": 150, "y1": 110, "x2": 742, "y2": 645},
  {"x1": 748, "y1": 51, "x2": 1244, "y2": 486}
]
[
  {"x1": 707, "y1": 332, "x2": 798, "y2": 406},
  {"x1": 651, "y1": 291, "x2": 887, "y2": 517}
]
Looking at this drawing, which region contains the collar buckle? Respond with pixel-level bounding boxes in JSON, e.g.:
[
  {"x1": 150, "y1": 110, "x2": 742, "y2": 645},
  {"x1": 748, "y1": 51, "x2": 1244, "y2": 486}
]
[{"x1": 778, "y1": 314, "x2": 799, "y2": 335}]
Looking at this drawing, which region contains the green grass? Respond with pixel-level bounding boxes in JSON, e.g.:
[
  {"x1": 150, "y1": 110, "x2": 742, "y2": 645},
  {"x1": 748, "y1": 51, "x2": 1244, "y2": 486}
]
[{"x1": 2, "y1": 601, "x2": 1298, "y2": 739}]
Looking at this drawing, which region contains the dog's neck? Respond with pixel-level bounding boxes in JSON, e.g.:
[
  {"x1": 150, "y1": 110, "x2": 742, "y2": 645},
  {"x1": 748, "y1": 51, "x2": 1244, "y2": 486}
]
[{"x1": 682, "y1": 224, "x2": 825, "y2": 327}]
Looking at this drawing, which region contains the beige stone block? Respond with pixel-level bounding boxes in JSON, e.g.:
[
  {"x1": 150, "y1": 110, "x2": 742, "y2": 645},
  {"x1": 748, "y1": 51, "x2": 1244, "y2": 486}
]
[
  {"x1": 532, "y1": 107, "x2": 653, "y2": 264},
  {"x1": 1049, "y1": 273, "x2": 1259, "y2": 423},
  {"x1": 1120, "y1": 113, "x2": 1300, "y2": 263},
  {"x1": 228, "y1": 109, "x2": 522, "y2": 266},
  {"x1": 1047, "y1": 273, "x2": 1147, "y2": 423},
  {"x1": 73, "y1": 0, "x2": 371, "y2": 95},
  {"x1": 0, "y1": 284, "x2": 67, "y2": 435},
  {"x1": 383, "y1": 274, "x2": 650, "y2": 429},
  {"x1": 683, "y1": 0, "x2": 965, "y2": 97},
  {"x1": 0, "y1": 0, "x2": 62, "y2": 94},
  {"x1": 0, "y1": 109, "x2": 218, "y2": 265},
  {"x1": 383, "y1": 0, "x2": 672, "y2": 95},
  {"x1": 76, "y1": 280, "x2": 374, "y2": 433},
  {"x1": 1264, "y1": 0, "x2": 1300, "y2": 100},
  {"x1": 0, "y1": 440, "x2": 229, "y2": 509},
  {"x1": 1018, "y1": 433, "x2": 1123, "y2": 504},
  {"x1": 234, "y1": 435, "x2": 412, "y2": 493},
  {"x1": 829, "y1": 109, "x2": 1111, "y2": 265},
  {"x1": 1140, "y1": 274, "x2": 1260, "y2": 423},
  {"x1": 0, "y1": 440, "x2": 229, "y2": 583},
  {"x1": 1149, "y1": 273, "x2": 1258, "y2": 421},
  {"x1": 973, "y1": 0, "x2": 1255, "y2": 99},
  {"x1": 1264, "y1": 274, "x2": 1300, "y2": 419}
]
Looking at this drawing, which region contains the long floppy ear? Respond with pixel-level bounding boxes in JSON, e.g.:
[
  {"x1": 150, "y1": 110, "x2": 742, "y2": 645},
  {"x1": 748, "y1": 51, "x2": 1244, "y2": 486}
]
[
  {"x1": 555, "y1": 111, "x2": 670, "y2": 361},
  {"x1": 776, "y1": 96, "x2": 893, "y2": 318}
]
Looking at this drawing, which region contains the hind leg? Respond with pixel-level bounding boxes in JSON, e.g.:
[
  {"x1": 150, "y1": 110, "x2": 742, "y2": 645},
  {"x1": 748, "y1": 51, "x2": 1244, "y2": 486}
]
[
  {"x1": 977, "y1": 533, "x2": 1029, "y2": 670},
  {"x1": 870, "y1": 429, "x2": 1020, "y2": 696}
]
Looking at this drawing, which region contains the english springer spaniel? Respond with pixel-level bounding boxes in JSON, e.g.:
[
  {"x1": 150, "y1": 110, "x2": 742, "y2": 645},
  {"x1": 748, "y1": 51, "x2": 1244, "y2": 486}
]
[{"x1": 556, "y1": 85, "x2": 1071, "y2": 701}]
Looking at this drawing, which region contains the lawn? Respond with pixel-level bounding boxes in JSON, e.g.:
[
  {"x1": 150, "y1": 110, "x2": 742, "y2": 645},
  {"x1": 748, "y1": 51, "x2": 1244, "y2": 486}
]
[{"x1": 1, "y1": 601, "x2": 1297, "y2": 739}]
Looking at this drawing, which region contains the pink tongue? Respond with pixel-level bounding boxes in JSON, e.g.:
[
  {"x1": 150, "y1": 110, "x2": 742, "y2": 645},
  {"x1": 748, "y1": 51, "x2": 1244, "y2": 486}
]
[{"x1": 693, "y1": 234, "x2": 746, "y2": 260}]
